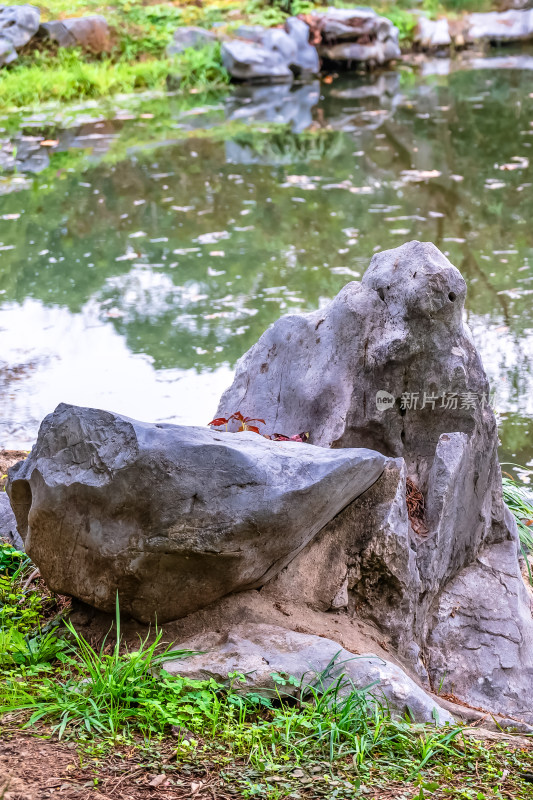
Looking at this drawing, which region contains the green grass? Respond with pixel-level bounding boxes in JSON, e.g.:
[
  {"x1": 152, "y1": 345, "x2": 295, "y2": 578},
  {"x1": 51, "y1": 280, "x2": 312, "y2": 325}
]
[
  {"x1": 0, "y1": 49, "x2": 172, "y2": 110},
  {"x1": 1, "y1": 541, "x2": 533, "y2": 797}
]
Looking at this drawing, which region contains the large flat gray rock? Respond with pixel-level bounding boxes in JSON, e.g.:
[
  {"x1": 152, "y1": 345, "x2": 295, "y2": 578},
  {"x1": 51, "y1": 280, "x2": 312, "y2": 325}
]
[
  {"x1": 6, "y1": 403, "x2": 386, "y2": 623},
  {"x1": 165, "y1": 623, "x2": 455, "y2": 725}
]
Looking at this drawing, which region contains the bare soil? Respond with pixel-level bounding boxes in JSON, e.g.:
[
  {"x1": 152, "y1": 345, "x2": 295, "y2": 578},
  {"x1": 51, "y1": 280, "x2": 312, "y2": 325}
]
[{"x1": 0, "y1": 733, "x2": 237, "y2": 800}]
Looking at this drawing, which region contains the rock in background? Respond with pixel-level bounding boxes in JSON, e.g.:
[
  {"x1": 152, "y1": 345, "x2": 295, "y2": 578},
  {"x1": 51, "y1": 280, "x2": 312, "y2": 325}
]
[
  {"x1": 304, "y1": 8, "x2": 401, "y2": 67},
  {"x1": 0, "y1": 4, "x2": 39, "y2": 66},
  {"x1": 38, "y1": 16, "x2": 110, "y2": 53}
]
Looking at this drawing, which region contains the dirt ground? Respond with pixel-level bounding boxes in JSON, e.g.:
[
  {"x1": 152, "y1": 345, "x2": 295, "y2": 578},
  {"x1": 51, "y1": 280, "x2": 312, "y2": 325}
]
[
  {"x1": 0, "y1": 451, "x2": 28, "y2": 490},
  {"x1": 0, "y1": 732, "x2": 237, "y2": 800}
]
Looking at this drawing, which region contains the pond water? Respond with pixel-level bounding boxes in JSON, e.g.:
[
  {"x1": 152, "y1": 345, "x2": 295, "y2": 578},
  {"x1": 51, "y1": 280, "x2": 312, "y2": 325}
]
[{"x1": 1, "y1": 53, "x2": 532, "y2": 469}]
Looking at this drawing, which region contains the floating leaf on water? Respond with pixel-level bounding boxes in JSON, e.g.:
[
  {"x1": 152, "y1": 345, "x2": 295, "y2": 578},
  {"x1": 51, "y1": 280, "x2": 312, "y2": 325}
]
[
  {"x1": 485, "y1": 179, "x2": 506, "y2": 190},
  {"x1": 498, "y1": 156, "x2": 529, "y2": 171},
  {"x1": 401, "y1": 169, "x2": 441, "y2": 182},
  {"x1": 196, "y1": 231, "x2": 230, "y2": 245}
]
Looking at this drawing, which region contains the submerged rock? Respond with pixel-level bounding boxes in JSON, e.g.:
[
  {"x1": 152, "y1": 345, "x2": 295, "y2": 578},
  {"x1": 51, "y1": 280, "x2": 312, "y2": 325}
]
[
  {"x1": 6, "y1": 404, "x2": 386, "y2": 623},
  {"x1": 165, "y1": 623, "x2": 455, "y2": 725},
  {"x1": 39, "y1": 16, "x2": 110, "y2": 52}
]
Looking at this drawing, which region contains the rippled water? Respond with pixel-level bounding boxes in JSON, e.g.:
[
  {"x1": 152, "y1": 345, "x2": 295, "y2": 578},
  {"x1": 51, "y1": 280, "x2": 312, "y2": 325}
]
[{"x1": 1, "y1": 54, "x2": 532, "y2": 467}]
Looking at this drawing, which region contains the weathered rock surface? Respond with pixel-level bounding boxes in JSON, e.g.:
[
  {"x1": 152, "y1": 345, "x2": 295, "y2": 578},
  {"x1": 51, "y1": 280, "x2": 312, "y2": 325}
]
[
  {"x1": 39, "y1": 16, "x2": 110, "y2": 52},
  {"x1": 307, "y1": 8, "x2": 401, "y2": 65},
  {"x1": 284, "y1": 16, "x2": 320, "y2": 75},
  {"x1": 466, "y1": 8, "x2": 533, "y2": 41},
  {"x1": 166, "y1": 26, "x2": 216, "y2": 56},
  {"x1": 165, "y1": 623, "x2": 455, "y2": 725},
  {"x1": 218, "y1": 241, "x2": 489, "y2": 460},
  {"x1": 427, "y1": 540, "x2": 533, "y2": 721},
  {"x1": 416, "y1": 17, "x2": 452, "y2": 49},
  {"x1": 217, "y1": 241, "x2": 533, "y2": 722},
  {"x1": 0, "y1": 4, "x2": 39, "y2": 47},
  {"x1": 221, "y1": 39, "x2": 294, "y2": 83},
  {"x1": 0, "y1": 492, "x2": 22, "y2": 550},
  {"x1": 0, "y1": 4, "x2": 39, "y2": 64},
  {"x1": 0, "y1": 36, "x2": 16, "y2": 65},
  {"x1": 6, "y1": 403, "x2": 386, "y2": 623}
]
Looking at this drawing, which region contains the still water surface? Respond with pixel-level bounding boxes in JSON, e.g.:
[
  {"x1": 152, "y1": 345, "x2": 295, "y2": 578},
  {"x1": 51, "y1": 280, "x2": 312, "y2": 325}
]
[{"x1": 1, "y1": 55, "x2": 532, "y2": 466}]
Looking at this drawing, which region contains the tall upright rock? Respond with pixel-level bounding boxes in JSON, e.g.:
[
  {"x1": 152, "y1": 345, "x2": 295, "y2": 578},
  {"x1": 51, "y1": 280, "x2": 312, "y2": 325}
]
[{"x1": 217, "y1": 241, "x2": 533, "y2": 721}]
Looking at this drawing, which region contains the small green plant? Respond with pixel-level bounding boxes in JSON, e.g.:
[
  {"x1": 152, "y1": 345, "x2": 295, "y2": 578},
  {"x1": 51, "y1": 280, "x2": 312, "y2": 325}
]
[{"x1": 171, "y1": 42, "x2": 230, "y2": 91}]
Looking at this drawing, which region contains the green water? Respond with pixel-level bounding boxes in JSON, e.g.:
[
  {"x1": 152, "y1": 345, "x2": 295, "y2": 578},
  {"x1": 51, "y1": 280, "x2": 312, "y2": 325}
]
[{"x1": 1, "y1": 59, "x2": 532, "y2": 468}]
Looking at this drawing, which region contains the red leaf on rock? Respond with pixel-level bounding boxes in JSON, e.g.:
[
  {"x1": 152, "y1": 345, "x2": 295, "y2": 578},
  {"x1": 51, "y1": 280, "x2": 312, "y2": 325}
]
[
  {"x1": 290, "y1": 432, "x2": 310, "y2": 442},
  {"x1": 207, "y1": 417, "x2": 228, "y2": 427}
]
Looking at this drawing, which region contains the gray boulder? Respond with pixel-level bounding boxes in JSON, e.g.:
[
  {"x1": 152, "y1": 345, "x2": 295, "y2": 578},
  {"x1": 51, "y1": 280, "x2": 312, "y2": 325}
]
[
  {"x1": 221, "y1": 39, "x2": 293, "y2": 83},
  {"x1": 427, "y1": 540, "x2": 533, "y2": 722},
  {"x1": 308, "y1": 8, "x2": 401, "y2": 65},
  {"x1": 0, "y1": 4, "x2": 39, "y2": 48},
  {"x1": 0, "y1": 36, "x2": 16, "y2": 65},
  {"x1": 0, "y1": 492, "x2": 22, "y2": 550},
  {"x1": 284, "y1": 17, "x2": 320, "y2": 75},
  {"x1": 166, "y1": 26, "x2": 216, "y2": 57},
  {"x1": 217, "y1": 241, "x2": 488, "y2": 462},
  {"x1": 6, "y1": 403, "x2": 386, "y2": 623},
  {"x1": 466, "y1": 9, "x2": 533, "y2": 41},
  {"x1": 416, "y1": 17, "x2": 452, "y2": 49},
  {"x1": 165, "y1": 623, "x2": 455, "y2": 725},
  {"x1": 216, "y1": 241, "x2": 533, "y2": 722},
  {"x1": 39, "y1": 16, "x2": 110, "y2": 52}
]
